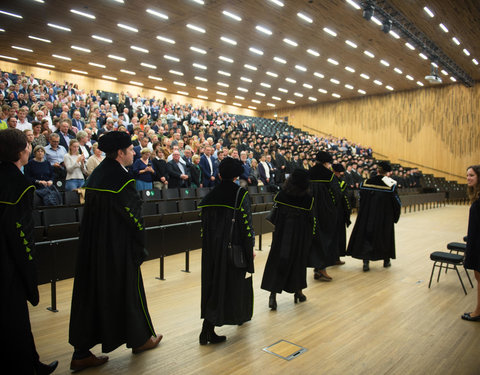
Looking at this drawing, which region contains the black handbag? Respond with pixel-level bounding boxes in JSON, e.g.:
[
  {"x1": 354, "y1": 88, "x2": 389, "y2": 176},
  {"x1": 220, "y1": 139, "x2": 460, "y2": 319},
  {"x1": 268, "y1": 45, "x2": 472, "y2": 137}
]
[{"x1": 227, "y1": 187, "x2": 248, "y2": 268}]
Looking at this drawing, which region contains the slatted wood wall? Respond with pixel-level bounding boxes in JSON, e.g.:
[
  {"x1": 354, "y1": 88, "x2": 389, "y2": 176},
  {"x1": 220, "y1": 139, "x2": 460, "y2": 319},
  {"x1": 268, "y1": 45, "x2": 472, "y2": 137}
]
[{"x1": 262, "y1": 84, "x2": 480, "y2": 182}]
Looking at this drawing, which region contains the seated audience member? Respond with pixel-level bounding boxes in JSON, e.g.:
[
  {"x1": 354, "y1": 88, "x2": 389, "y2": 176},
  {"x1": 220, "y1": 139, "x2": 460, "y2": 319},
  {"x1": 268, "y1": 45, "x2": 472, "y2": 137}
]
[
  {"x1": 24, "y1": 146, "x2": 54, "y2": 187},
  {"x1": 64, "y1": 139, "x2": 86, "y2": 191},
  {"x1": 31, "y1": 121, "x2": 47, "y2": 148},
  {"x1": 166, "y1": 150, "x2": 189, "y2": 188},
  {"x1": 85, "y1": 143, "x2": 104, "y2": 176},
  {"x1": 55, "y1": 119, "x2": 75, "y2": 150},
  {"x1": 44, "y1": 133, "x2": 67, "y2": 182},
  {"x1": 132, "y1": 148, "x2": 155, "y2": 191},
  {"x1": 151, "y1": 145, "x2": 168, "y2": 190},
  {"x1": 76, "y1": 131, "x2": 91, "y2": 160}
]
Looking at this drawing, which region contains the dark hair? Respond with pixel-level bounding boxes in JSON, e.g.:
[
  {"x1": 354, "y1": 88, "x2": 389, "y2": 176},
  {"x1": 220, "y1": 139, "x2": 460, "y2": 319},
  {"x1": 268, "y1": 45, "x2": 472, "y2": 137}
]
[
  {"x1": 282, "y1": 171, "x2": 310, "y2": 197},
  {"x1": 0, "y1": 128, "x2": 27, "y2": 162},
  {"x1": 467, "y1": 165, "x2": 480, "y2": 203}
]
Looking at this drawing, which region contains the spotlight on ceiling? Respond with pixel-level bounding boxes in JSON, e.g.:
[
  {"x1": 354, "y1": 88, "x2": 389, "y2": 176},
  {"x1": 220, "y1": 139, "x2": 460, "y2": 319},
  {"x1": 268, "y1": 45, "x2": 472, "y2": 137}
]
[
  {"x1": 425, "y1": 63, "x2": 442, "y2": 84},
  {"x1": 382, "y1": 19, "x2": 392, "y2": 33},
  {"x1": 362, "y1": 2, "x2": 375, "y2": 20}
]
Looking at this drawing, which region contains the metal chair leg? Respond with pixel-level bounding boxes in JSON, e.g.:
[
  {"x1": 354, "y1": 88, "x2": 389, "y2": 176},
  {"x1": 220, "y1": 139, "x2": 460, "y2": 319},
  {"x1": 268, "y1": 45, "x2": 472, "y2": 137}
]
[
  {"x1": 428, "y1": 262, "x2": 436, "y2": 288},
  {"x1": 454, "y1": 265, "x2": 467, "y2": 295}
]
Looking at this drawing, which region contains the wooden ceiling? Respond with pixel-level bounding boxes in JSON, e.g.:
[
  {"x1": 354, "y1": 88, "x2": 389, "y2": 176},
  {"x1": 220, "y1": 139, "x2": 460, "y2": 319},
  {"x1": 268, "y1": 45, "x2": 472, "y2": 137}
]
[{"x1": 0, "y1": 0, "x2": 478, "y2": 111}]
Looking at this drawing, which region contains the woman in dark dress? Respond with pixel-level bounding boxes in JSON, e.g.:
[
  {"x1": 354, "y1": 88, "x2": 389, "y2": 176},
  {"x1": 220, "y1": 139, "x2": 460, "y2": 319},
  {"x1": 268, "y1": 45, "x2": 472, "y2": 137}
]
[
  {"x1": 24, "y1": 145, "x2": 54, "y2": 188},
  {"x1": 189, "y1": 154, "x2": 202, "y2": 188},
  {"x1": 462, "y1": 165, "x2": 480, "y2": 322},
  {"x1": 261, "y1": 169, "x2": 314, "y2": 310}
]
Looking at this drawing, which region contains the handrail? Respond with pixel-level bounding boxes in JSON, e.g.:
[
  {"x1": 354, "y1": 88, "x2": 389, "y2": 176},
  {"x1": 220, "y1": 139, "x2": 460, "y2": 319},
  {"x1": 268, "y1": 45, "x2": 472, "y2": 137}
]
[{"x1": 397, "y1": 159, "x2": 465, "y2": 180}]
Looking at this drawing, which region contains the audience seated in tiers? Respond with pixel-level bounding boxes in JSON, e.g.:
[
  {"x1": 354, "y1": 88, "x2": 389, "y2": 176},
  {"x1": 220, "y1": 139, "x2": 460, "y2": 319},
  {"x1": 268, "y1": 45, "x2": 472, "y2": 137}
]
[{"x1": 0, "y1": 67, "x2": 427, "y2": 207}]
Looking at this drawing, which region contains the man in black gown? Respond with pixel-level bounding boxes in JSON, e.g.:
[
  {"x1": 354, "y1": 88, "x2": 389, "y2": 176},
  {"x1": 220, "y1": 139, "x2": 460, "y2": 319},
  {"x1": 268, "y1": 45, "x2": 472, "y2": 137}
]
[
  {"x1": 0, "y1": 129, "x2": 58, "y2": 374},
  {"x1": 198, "y1": 157, "x2": 255, "y2": 344},
  {"x1": 347, "y1": 161, "x2": 401, "y2": 271},
  {"x1": 69, "y1": 131, "x2": 162, "y2": 371}
]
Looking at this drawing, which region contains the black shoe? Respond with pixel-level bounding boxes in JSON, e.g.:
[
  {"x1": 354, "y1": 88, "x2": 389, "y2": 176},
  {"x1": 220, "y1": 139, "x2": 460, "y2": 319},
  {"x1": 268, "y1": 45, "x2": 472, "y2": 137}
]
[
  {"x1": 199, "y1": 330, "x2": 227, "y2": 345},
  {"x1": 36, "y1": 360, "x2": 58, "y2": 375},
  {"x1": 269, "y1": 293, "x2": 277, "y2": 310},
  {"x1": 363, "y1": 261, "x2": 370, "y2": 272},
  {"x1": 383, "y1": 260, "x2": 391, "y2": 268},
  {"x1": 294, "y1": 292, "x2": 307, "y2": 303},
  {"x1": 461, "y1": 312, "x2": 480, "y2": 322}
]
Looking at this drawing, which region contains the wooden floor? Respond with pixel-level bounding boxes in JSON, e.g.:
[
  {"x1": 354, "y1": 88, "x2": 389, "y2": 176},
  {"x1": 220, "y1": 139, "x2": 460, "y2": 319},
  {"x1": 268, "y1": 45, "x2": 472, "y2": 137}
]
[{"x1": 30, "y1": 204, "x2": 480, "y2": 375}]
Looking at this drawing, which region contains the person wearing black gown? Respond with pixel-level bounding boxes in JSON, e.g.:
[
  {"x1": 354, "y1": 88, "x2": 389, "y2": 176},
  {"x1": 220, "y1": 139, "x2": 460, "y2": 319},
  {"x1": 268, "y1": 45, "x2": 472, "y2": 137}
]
[
  {"x1": 69, "y1": 131, "x2": 162, "y2": 372},
  {"x1": 462, "y1": 165, "x2": 480, "y2": 322},
  {"x1": 346, "y1": 161, "x2": 401, "y2": 271},
  {"x1": 0, "y1": 129, "x2": 58, "y2": 374},
  {"x1": 261, "y1": 169, "x2": 314, "y2": 310},
  {"x1": 307, "y1": 151, "x2": 342, "y2": 281},
  {"x1": 197, "y1": 157, "x2": 255, "y2": 344},
  {"x1": 332, "y1": 163, "x2": 352, "y2": 264}
]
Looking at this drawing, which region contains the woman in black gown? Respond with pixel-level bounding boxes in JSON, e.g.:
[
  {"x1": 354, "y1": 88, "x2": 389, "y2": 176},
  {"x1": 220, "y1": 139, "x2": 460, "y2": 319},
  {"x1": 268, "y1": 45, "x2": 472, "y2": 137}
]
[
  {"x1": 462, "y1": 165, "x2": 480, "y2": 322},
  {"x1": 261, "y1": 169, "x2": 314, "y2": 310}
]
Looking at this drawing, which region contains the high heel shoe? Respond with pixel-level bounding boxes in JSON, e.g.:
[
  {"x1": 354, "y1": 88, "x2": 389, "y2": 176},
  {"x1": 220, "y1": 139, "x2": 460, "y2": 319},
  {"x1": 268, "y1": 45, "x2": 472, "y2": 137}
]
[
  {"x1": 199, "y1": 330, "x2": 227, "y2": 345},
  {"x1": 269, "y1": 293, "x2": 277, "y2": 311},
  {"x1": 294, "y1": 292, "x2": 307, "y2": 303}
]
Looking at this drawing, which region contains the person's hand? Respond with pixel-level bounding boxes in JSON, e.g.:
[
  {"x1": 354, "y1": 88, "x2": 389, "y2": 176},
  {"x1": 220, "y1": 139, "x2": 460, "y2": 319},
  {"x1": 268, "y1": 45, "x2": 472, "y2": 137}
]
[
  {"x1": 53, "y1": 162, "x2": 61, "y2": 168},
  {"x1": 47, "y1": 180, "x2": 53, "y2": 187},
  {"x1": 253, "y1": 250, "x2": 256, "y2": 259},
  {"x1": 210, "y1": 176, "x2": 215, "y2": 181},
  {"x1": 39, "y1": 180, "x2": 48, "y2": 187}
]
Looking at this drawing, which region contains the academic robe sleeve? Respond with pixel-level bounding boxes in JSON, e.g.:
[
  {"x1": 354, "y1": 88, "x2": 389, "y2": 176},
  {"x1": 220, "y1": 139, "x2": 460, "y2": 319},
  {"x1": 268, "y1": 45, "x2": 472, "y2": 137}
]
[
  {"x1": 236, "y1": 190, "x2": 255, "y2": 273},
  {"x1": 392, "y1": 188, "x2": 401, "y2": 223}
]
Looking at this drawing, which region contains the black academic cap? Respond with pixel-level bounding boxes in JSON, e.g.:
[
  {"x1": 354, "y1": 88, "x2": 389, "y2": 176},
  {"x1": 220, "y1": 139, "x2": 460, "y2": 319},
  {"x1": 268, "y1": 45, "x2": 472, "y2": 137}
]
[
  {"x1": 378, "y1": 161, "x2": 392, "y2": 172},
  {"x1": 219, "y1": 157, "x2": 244, "y2": 179},
  {"x1": 315, "y1": 151, "x2": 333, "y2": 163},
  {"x1": 332, "y1": 163, "x2": 345, "y2": 172},
  {"x1": 290, "y1": 168, "x2": 310, "y2": 190},
  {"x1": 98, "y1": 131, "x2": 132, "y2": 153}
]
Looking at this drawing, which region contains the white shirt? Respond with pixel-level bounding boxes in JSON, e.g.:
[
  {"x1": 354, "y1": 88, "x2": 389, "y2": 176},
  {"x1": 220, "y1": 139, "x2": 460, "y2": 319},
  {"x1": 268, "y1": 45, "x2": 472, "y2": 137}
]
[{"x1": 16, "y1": 119, "x2": 32, "y2": 131}]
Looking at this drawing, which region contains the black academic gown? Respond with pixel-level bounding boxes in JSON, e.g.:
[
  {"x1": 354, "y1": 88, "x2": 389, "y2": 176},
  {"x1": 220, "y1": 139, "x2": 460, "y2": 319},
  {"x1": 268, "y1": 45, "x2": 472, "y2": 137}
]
[
  {"x1": 198, "y1": 181, "x2": 255, "y2": 326},
  {"x1": 0, "y1": 162, "x2": 39, "y2": 374},
  {"x1": 307, "y1": 165, "x2": 341, "y2": 269},
  {"x1": 261, "y1": 190, "x2": 314, "y2": 294},
  {"x1": 464, "y1": 198, "x2": 480, "y2": 272},
  {"x1": 337, "y1": 179, "x2": 352, "y2": 257},
  {"x1": 69, "y1": 158, "x2": 157, "y2": 353},
  {"x1": 346, "y1": 175, "x2": 401, "y2": 261}
]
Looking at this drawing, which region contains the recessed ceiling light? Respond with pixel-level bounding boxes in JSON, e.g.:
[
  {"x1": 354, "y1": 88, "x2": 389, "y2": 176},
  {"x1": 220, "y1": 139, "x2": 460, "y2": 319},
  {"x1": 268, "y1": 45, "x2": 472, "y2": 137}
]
[
  {"x1": 360, "y1": 73, "x2": 370, "y2": 79},
  {"x1": 218, "y1": 70, "x2": 231, "y2": 76},
  {"x1": 252, "y1": 99, "x2": 261, "y2": 103},
  {"x1": 273, "y1": 56, "x2": 287, "y2": 64},
  {"x1": 186, "y1": 23, "x2": 206, "y2": 33},
  {"x1": 268, "y1": 0, "x2": 284, "y2": 7},
  {"x1": 373, "y1": 80, "x2": 382, "y2": 85},
  {"x1": 327, "y1": 58, "x2": 339, "y2": 65},
  {"x1": 117, "y1": 23, "x2": 138, "y2": 32},
  {"x1": 219, "y1": 55, "x2": 234, "y2": 63},
  {"x1": 419, "y1": 53, "x2": 428, "y2": 60},
  {"x1": 463, "y1": 49, "x2": 470, "y2": 56},
  {"x1": 157, "y1": 35, "x2": 175, "y2": 44},
  {"x1": 371, "y1": 16, "x2": 382, "y2": 26},
  {"x1": 47, "y1": 23, "x2": 71, "y2": 31},
  {"x1": 267, "y1": 103, "x2": 276, "y2": 107},
  {"x1": 71, "y1": 45, "x2": 91, "y2": 53},
  {"x1": 244, "y1": 64, "x2": 257, "y2": 71},
  {"x1": 345, "y1": 40, "x2": 357, "y2": 48},
  {"x1": 233, "y1": 102, "x2": 241, "y2": 106},
  {"x1": 89, "y1": 62, "x2": 106, "y2": 68},
  {"x1": 261, "y1": 82, "x2": 271, "y2": 88},
  {"x1": 120, "y1": 69, "x2": 136, "y2": 75},
  {"x1": 191, "y1": 0, "x2": 204, "y2": 5},
  {"x1": 295, "y1": 65, "x2": 307, "y2": 72},
  {"x1": 345, "y1": 84, "x2": 354, "y2": 90},
  {"x1": 141, "y1": 62, "x2": 157, "y2": 69},
  {"x1": 146, "y1": 8, "x2": 168, "y2": 20},
  {"x1": 346, "y1": 0, "x2": 361, "y2": 10},
  {"x1": 405, "y1": 42, "x2": 415, "y2": 50},
  {"x1": 240, "y1": 77, "x2": 252, "y2": 82},
  {"x1": 177, "y1": 91, "x2": 188, "y2": 95},
  {"x1": 216, "y1": 91, "x2": 227, "y2": 96},
  {"x1": 217, "y1": 82, "x2": 229, "y2": 87},
  {"x1": 256, "y1": 25, "x2": 273, "y2": 35},
  {"x1": 380, "y1": 59, "x2": 390, "y2": 66},
  {"x1": 364, "y1": 50, "x2": 375, "y2": 58},
  {"x1": 323, "y1": 27, "x2": 337, "y2": 37},
  {"x1": 358, "y1": 89, "x2": 366, "y2": 94},
  {"x1": 247, "y1": 105, "x2": 256, "y2": 109},
  {"x1": 235, "y1": 95, "x2": 245, "y2": 100},
  {"x1": 149, "y1": 75, "x2": 163, "y2": 81},
  {"x1": 303, "y1": 83, "x2": 313, "y2": 89},
  {"x1": 164, "y1": 54, "x2": 180, "y2": 62},
  {"x1": 72, "y1": 69, "x2": 88, "y2": 74},
  {"x1": 297, "y1": 12, "x2": 313, "y2": 23},
  {"x1": 294, "y1": 92, "x2": 303, "y2": 97},
  {"x1": 285, "y1": 78, "x2": 296, "y2": 83},
  {"x1": 102, "y1": 75, "x2": 117, "y2": 80},
  {"x1": 345, "y1": 66, "x2": 355, "y2": 73},
  {"x1": 220, "y1": 36, "x2": 237, "y2": 45},
  {"x1": 441, "y1": 70, "x2": 449, "y2": 75},
  {"x1": 192, "y1": 63, "x2": 207, "y2": 70},
  {"x1": 394, "y1": 67, "x2": 403, "y2": 74},
  {"x1": 155, "y1": 86, "x2": 167, "y2": 91},
  {"x1": 249, "y1": 47, "x2": 264, "y2": 55},
  {"x1": 266, "y1": 71, "x2": 278, "y2": 77},
  {"x1": 450, "y1": 76, "x2": 457, "y2": 82},
  {"x1": 170, "y1": 70, "x2": 184, "y2": 76},
  {"x1": 29, "y1": 35, "x2": 51, "y2": 43},
  {"x1": 12, "y1": 46, "x2": 33, "y2": 52},
  {"x1": 70, "y1": 9, "x2": 95, "y2": 19},
  {"x1": 278, "y1": 88, "x2": 288, "y2": 93},
  {"x1": 198, "y1": 95, "x2": 208, "y2": 99},
  {"x1": 406, "y1": 75, "x2": 414, "y2": 80},
  {"x1": 0, "y1": 10, "x2": 22, "y2": 18},
  {"x1": 52, "y1": 54, "x2": 71, "y2": 61},
  {"x1": 308, "y1": 97, "x2": 317, "y2": 101},
  {"x1": 272, "y1": 96, "x2": 281, "y2": 101},
  {"x1": 386, "y1": 85, "x2": 394, "y2": 91},
  {"x1": 314, "y1": 72, "x2": 325, "y2": 78},
  {"x1": 431, "y1": 62, "x2": 439, "y2": 68},
  {"x1": 255, "y1": 92, "x2": 266, "y2": 96},
  {"x1": 332, "y1": 93, "x2": 341, "y2": 98},
  {"x1": 238, "y1": 87, "x2": 248, "y2": 92},
  {"x1": 174, "y1": 81, "x2": 186, "y2": 86},
  {"x1": 330, "y1": 78, "x2": 340, "y2": 84},
  {"x1": 190, "y1": 46, "x2": 207, "y2": 54},
  {"x1": 222, "y1": 10, "x2": 242, "y2": 21},
  {"x1": 472, "y1": 59, "x2": 479, "y2": 66},
  {"x1": 452, "y1": 37, "x2": 460, "y2": 45},
  {"x1": 318, "y1": 88, "x2": 328, "y2": 94},
  {"x1": 130, "y1": 81, "x2": 143, "y2": 86},
  {"x1": 307, "y1": 49, "x2": 320, "y2": 57},
  {"x1": 92, "y1": 35, "x2": 112, "y2": 43},
  {"x1": 36, "y1": 62, "x2": 54, "y2": 67},
  {"x1": 389, "y1": 31, "x2": 400, "y2": 39},
  {"x1": 131, "y1": 45, "x2": 149, "y2": 53},
  {"x1": 416, "y1": 81, "x2": 424, "y2": 86},
  {"x1": 195, "y1": 76, "x2": 208, "y2": 81},
  {"x1": 196, "y1": 86, "x2": 208, "y2": 91},
  {"x1": 286, "y1": 100, "x2": 295, "y2": 104},
  {"x1": 283, "y1": 38, "x2": 298, "y2": 47},
  {"x1": 423, "y1": 6, "x2": 434, "y2": 17},
  {"x1": 439, "y1": 23, "x2": 448, "y2": 33},
  {"x1": 108, "y1": 54, "x2": 126, "y2": 61}
]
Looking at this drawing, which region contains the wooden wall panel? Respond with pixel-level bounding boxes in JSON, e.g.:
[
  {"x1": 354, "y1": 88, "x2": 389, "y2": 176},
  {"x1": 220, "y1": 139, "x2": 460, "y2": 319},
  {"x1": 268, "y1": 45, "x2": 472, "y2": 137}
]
[
  {"x1": 0, "y1": 61, "x2": 257, "y2": 116},
  {"x1": 261, "y1": 84, "x2": 480, "y2": 182}
]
